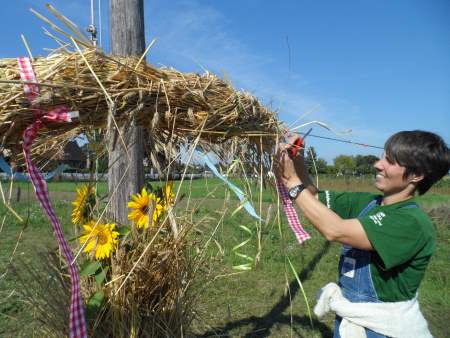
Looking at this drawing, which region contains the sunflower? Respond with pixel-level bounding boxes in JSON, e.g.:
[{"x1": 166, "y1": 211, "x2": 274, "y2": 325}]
[
  {"x1": 128, "y1": 188, "x2": 165, "y2": 228},
  {"x1": 72, "y1": 185, "x2": 96, "y2": 225},
  {"x1": 79, "y1": 220, "x2": 119, "y2": 260},
  {"x1": 163, "y1": 181, "x2": 175, "y2": 206}
]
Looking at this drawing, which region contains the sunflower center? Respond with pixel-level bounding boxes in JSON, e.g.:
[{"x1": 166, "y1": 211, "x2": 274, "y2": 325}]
[
  {"x1": 97, "y1": 231, "x2": 108, "y2": 245},
  {"x1": 141, "y1": 205, "x2": 150, "y2": 214}
]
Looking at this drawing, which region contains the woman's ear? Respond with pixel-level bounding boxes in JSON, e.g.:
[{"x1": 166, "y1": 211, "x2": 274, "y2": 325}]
[{"x1": 409, "y1": 173, "x2": 424, "y2": 183}]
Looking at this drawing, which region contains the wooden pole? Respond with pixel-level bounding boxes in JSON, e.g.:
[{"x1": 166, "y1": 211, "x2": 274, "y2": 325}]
[{"x1": 108, "y1": 0, "x2": 145, "y2": 225}]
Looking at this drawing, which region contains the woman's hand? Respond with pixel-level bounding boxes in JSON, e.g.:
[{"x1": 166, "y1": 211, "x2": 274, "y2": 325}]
[
  {"x1": 275, "y1": 137, "x2": 303, "y2": 189},
  {"x1": 288, "y1": 135, "x2": 307, "y2": 177}
]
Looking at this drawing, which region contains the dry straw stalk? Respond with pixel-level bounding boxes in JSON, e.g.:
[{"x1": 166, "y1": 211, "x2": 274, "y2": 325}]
[{"x1": 0, "y1": 48, "x2": 281, "y2": 171}]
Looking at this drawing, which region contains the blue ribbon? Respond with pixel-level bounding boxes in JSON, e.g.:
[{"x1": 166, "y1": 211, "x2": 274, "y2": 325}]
[
  {"x1": 0, "y1": 156, "x2": 68, "y2": 181},
  {"x1": 196, "y1": 150, "x2": 263, "y2": 221}
]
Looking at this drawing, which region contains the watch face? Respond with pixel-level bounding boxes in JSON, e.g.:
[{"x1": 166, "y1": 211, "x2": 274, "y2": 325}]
[{"x1": 289, "y1": 186, "x2": 299, "y2": 199}]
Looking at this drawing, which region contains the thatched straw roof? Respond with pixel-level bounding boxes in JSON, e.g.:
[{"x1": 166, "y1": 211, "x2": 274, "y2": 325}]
[
  {"x1": 0, "y1": 6, "x2": 282, "y2": 172},
  {"x1": 0, "y1": 50, "x2": 281, "y2": 167}
]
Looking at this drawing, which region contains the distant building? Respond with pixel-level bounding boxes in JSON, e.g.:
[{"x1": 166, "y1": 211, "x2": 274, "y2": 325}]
[{"x1": 63, "y1": 141, "x2": 87, "y2": 170}]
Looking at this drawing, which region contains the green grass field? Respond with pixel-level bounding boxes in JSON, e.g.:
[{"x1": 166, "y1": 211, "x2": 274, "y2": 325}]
[{"x1": 1, "y1": 177, "x2": 449, "y2": 337}]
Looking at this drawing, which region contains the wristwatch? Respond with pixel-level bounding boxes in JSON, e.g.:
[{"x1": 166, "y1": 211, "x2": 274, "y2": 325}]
[{"x1": 288, "y1": 184, "x2": 306, "y2": 201}]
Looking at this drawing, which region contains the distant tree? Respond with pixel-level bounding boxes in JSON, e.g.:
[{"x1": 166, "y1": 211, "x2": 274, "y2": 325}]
[
  {"x1": 314, "y1": 158, "x2": 328, "y2": 174},
  {"x1": 355, "y1": 155, "x2": 379, "y2": 175},
  {"x1": 305, "y1": 146, "x2": 317, "y2": 169},
  {"x1": 306, "y1": 146, "x2": 328, "y2": 174},
  {"x1": 334, "y1": 155, "x2": 356, "y2": 175},
  {"x1": 327, "y1": 165, "x2": 337, "y2": 174},
  {"x1": 306, "y1": 146, "x2": 318, "y2": 161}
]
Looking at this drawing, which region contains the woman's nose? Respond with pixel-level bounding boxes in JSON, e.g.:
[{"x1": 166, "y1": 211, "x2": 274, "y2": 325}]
[{"x1": 374, "y1": 159, "x2": 383, "y2": 171}]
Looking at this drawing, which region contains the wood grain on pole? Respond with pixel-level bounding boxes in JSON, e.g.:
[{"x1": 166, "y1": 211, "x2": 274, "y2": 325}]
[{"x1": 108, "y1": 0, "x2": 145, "y2": 225}]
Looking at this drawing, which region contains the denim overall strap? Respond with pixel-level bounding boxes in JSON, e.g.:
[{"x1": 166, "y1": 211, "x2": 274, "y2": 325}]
[
  {"x1": 338, "y1": 198, "x2": 381, "y2": 302},
  {"x1": 402, "y1": 203, "x2": 418, "y2": 209},
  {"x1": 334, "y1": 196, "x2": 384, "y2": 338}
]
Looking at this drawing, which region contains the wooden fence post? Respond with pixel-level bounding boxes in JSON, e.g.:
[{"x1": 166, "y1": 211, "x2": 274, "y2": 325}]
[{"x1": 108, "y1": 0, "x2": 145, "y2": 224}]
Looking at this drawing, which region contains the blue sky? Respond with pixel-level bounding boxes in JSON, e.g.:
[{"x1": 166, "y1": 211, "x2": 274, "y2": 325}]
[{"x1": 1, "y1": 1, "x2": 449, "y2": 163}]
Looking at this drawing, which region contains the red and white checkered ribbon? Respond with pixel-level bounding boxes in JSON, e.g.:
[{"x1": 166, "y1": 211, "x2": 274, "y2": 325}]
[
  {"x1": 17, "y1": 57, "x2": 75, "y2": 122},
  {"x1": 18, "y1": 57, "x2": 87, "y2": 338},
  {"x1": 276, "y1": 178, "x2": 310, "y2": 244}
]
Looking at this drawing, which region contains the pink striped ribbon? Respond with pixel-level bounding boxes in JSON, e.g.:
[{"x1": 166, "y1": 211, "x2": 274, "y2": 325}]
[
  {"x1": 276, "y1": 179, "x2": 310, "y2": 244},
  {"x1": 18, "y1": 57, "x2": 87, "y2": 338}
]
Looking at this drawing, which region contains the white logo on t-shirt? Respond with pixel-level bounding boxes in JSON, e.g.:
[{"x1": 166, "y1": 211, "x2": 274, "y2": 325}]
[
  {"x1": 325, "y1": 190, "x2": 331, "y2": 209},
  {"x1": 369, "y1": 211, "x2": 386, "y2": 226}
]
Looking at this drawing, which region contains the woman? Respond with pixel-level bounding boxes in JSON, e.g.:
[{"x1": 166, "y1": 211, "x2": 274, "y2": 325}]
[{"x1": 275, "y1": 130, "x2": 450, "y2": 337}]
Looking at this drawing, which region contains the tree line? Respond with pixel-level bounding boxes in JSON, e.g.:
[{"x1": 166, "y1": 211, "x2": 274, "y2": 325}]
[
  {"x1": 305, "y1": 147, "x2": 379, "y2": 176},
  {"x1": 73, "y1": 143, "x2": 378, "y2": 176}
]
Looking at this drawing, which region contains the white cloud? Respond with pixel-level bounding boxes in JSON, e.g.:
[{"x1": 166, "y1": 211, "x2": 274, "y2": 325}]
[
  {"x1": 143, "y1": 0, "x2": 329, "y2": 126},
  {"x1": 141, "y1": 1, "x2": 377, "y2": 156}
]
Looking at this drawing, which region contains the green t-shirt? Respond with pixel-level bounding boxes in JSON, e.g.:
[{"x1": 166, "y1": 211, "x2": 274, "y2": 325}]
[{"x1": 319, "y1": 190, "x2": 436, "y2": 302}]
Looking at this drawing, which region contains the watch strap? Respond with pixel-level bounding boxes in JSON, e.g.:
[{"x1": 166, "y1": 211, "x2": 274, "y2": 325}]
[{"x1": 288, "y1": 184, "x2": 306, "y2": 200}]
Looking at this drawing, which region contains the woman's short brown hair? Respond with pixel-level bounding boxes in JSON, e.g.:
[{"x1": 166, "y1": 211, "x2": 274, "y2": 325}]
[{"x1": 385, "y1": 130, "x2": 450, "y2": 195}]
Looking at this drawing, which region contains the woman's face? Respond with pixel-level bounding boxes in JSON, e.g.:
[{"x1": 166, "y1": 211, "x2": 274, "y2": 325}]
[{"x1": 373, "y1": 153, "x2": 410, "y2": 195}]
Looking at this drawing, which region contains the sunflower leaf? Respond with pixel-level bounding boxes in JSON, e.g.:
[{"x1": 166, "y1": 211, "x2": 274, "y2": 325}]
[
  {"x1": 88, "y1": 291, "x2": 104, "y2": 308},
  {"x1": 80, "y1": 261, "x2": 102, "y2": 276},
  {"x1": 116, "y1": 225, "x2": 131, "y2": 236},
  {"x1": 86, "y1": 291, "x2": 104, "y2": 319},
  {"x1": 66, "y1": 234, "x2": 82, "y2": 242},
  {"x1": 95, "y1": 266, "x2": 109, "y2": 285}
]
